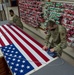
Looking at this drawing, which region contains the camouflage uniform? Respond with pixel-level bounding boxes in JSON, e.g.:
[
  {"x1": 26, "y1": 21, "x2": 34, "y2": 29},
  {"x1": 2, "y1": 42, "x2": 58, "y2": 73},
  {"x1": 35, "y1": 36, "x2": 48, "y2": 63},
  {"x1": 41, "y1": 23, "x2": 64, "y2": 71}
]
[
  {"x1": 10, "y1": 15, "x2": 23, "y2": 29},
  {"x1": 45, "y1": 25, "x2": 67, "y2": 56}
]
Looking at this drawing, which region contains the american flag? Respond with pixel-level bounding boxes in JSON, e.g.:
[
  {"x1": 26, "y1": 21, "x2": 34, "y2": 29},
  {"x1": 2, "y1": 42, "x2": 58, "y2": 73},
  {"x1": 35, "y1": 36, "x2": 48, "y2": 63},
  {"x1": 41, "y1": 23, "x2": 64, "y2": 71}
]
[{"x1": 0, "y1": 24, "x2": 56, "y2": 75}]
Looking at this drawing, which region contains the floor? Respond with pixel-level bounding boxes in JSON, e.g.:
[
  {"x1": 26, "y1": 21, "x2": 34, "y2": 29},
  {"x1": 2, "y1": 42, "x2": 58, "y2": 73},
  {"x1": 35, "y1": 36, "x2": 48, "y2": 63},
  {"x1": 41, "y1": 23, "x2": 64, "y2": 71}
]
[{"x1": 0, "y1": 6, "x2": 74, "y2": 66}]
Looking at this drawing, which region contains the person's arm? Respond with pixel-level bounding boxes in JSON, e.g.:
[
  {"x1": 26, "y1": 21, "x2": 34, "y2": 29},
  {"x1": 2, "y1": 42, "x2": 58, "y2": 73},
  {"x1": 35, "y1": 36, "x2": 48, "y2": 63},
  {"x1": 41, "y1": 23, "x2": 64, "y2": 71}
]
[
  {"x1": 13, "y1": 15, "x2": 23, "y2": 29},
  {"x1": 54, "y1": 27, "x2": 67, "y2": 53},
  {"x1": 12, "y1": 15, "x2": 18, "y2": 23},
  {"x1": 43, "y1": 31, "x2": 51, "y2": 50},
  {"x1": 45, "y1": 33, "x2": 51, "y2": 46}
]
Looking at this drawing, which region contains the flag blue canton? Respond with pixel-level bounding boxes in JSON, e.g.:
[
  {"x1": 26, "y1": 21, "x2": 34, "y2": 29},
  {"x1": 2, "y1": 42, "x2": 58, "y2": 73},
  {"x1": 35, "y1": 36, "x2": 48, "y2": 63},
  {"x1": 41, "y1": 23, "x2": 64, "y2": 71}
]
[{"x1": 1, "y1": 44, "x2": 34, "y2": 75}]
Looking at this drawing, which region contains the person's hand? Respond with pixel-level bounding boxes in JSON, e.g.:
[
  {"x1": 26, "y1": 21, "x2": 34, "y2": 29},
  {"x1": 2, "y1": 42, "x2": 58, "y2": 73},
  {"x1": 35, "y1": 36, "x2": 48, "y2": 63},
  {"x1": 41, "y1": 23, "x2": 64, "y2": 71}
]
[
  {"x1": 42, "y1": 45, "x2": 48, "y2": 51},
  {"x1": 50, "y1": 48, "x2": 55, "y2": 52}
]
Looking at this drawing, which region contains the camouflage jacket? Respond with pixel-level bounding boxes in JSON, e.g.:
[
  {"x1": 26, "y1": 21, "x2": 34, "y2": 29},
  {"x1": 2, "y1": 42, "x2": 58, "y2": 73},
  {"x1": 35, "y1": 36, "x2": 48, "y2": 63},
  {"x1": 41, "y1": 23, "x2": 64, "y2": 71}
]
[
  {"x1": 10, "y1": 15, "x2": 23, "y2": 29},
  {"x1": 45, "y1": 25, "x2": 67, "y2": 56}
]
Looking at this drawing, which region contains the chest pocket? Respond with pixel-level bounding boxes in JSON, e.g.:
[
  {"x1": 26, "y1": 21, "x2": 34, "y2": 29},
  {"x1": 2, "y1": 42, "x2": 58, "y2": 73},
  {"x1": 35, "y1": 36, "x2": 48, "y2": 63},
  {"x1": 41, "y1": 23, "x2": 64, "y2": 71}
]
[{"x1": 51, "y1": 31, "x2": 61, "y2": 44}]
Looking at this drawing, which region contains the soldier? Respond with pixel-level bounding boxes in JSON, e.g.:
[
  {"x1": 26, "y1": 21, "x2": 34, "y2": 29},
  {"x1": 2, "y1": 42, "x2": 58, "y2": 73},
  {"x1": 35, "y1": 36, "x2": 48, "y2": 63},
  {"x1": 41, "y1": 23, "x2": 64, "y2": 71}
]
[
  {"x1": 42, "y1": 20, "x2": 67, "y2": 57},
  {"x1": 9, "y1": 9, "x2": 23, "y2": 29}
]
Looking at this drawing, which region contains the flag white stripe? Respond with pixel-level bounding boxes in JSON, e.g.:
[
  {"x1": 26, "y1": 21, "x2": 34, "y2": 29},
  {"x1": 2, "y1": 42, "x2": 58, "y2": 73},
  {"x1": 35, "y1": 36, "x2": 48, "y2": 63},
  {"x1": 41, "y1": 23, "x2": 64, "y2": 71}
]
[
  {"x1": 0, "y1": 32, "x2": 9, "y2": 46},
  {"x1": 11, "y1": 25, "x2": 53, "y2": 60},
  {"x1": 0, "y1": 44, "x2": 1, "y2": 47},
  {"x1": 1, "y1": 26, "x2": 38, "y2": 68},
  {"x1": 5, "y1": 25, "x2": 47, "y2": 64},
  {"x1": 0, "y1": 32, "x2": 2, "y2": 37}
]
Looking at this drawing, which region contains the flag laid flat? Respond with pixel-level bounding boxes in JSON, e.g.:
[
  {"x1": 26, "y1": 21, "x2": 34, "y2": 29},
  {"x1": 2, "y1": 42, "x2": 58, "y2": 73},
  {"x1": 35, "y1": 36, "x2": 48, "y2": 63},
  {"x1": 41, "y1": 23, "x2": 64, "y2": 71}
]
[{"x1": 0, "y1": 24, "x2": 57, "y2": 75}]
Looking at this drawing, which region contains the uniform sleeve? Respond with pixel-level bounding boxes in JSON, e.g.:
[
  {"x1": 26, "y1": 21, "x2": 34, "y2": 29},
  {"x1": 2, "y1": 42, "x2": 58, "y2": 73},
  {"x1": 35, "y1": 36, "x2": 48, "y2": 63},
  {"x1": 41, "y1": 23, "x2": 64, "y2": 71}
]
[
  {"x1": 13, "y1": 16, "x2": 19, "y2": 23},
  {"x1": 54, "y1": 27, "x2": 67, "y2": 53},
  {"x1": 13, "y1": 16, "x2": 23, "y2": 29},
  {"x1": 44, "y1": 31, "x2": 51, "y2": 46}
]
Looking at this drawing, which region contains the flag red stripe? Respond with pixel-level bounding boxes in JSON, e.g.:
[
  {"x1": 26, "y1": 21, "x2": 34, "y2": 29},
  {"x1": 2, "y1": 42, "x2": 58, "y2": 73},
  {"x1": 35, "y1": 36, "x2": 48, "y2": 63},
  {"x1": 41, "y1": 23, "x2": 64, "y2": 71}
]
[
  {"x1": 14, "y1": 25, "x2": 43, "y2": 47},
  {"x1": 0, "y1": 28, "x2": 12, "y2": 45},
  {"x1": 3, "y1": 25, "x2": 42, "y2": 67},
  {"x1": 8, "y1": 26, "x2": 49, "y2": 62},
  {"x1": 0, "y1": 37, "x2": 5, "y2": 46}
]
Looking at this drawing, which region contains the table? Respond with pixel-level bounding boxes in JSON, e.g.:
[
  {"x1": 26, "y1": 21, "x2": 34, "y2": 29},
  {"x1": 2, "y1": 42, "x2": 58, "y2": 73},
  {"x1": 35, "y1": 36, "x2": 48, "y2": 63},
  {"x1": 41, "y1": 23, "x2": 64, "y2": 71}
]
[
  {"x1": 31, "y1": 58, "x2": 74, "y2": 75},
  {"x1": 0, "y1": 24, "x2": 74, "y2": 75},
  {"x1": 0, "y1": 24, "x2": 57, "y2": 75}
]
